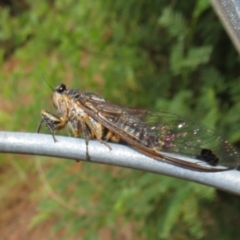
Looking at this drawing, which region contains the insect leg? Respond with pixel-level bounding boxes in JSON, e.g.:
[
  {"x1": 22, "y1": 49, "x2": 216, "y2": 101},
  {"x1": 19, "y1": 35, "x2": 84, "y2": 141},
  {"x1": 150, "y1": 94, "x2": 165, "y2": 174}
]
[
  {"x1": 104, "y1": 130, "x2": 121, "y2": 143},
  {"x1": 69, "y1": 116, "x2": 92, "y2": 160},
  {"x1": 82, "y1": 113, "x2": 112, "y2": 150},
  {"x1": 37, "y1": 110, "x2": 67, "y2": 142},
  {"x1": 80, "y1": 118, "x2": 91, "y2": 160}
]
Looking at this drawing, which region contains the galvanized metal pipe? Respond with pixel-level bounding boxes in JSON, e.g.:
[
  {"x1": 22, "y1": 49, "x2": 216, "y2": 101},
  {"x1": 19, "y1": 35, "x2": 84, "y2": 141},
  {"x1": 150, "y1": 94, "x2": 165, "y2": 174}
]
[
  {"x1": 211, "y1": 0, "x2": 240, "y2": 53},
  {"x1": 0, "y1": 131, "x2": 240, "y2": 195}
]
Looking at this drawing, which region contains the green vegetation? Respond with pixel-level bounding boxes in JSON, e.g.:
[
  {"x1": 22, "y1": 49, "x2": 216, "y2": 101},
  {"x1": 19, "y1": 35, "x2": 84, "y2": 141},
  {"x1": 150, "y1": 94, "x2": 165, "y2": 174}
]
[{"x1": 0, "y1": 0, "x2": 240, "y2": 239}]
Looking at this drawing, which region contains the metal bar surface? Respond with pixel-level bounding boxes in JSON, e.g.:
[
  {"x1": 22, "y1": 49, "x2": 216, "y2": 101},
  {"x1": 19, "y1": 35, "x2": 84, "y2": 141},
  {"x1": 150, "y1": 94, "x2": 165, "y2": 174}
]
[
  {"x1": 0, "y1": 131, "x2": 240, "y2": 195},
  {"x1": 211, "y1": 0, "x2": 240, "y2": 53}
]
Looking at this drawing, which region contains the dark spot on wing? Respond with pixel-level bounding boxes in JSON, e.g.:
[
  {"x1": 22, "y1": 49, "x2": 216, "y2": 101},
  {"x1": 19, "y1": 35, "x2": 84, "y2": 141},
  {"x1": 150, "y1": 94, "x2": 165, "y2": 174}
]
[{"x1": 196, "y1": 148, "x2": 219, "y2": 166}]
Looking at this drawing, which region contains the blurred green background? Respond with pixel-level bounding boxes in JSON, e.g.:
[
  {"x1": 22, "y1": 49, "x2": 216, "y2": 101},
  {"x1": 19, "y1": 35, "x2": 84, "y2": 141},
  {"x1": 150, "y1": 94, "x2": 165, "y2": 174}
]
[{"x1": 1, "y1": 0, "x2": 240, "y2": 239}]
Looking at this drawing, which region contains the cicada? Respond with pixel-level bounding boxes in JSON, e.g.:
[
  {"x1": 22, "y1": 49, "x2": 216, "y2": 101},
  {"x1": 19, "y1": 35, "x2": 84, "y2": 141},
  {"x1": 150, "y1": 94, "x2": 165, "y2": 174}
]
[{"x1": 37, "y1": 83, "x2": 240, "y2": 172}]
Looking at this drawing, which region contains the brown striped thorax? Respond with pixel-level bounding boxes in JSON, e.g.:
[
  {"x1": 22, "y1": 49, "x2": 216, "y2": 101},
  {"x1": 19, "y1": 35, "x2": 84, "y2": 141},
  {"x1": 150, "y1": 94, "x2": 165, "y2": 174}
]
[{"x1": 37, "y1": 83, "x2": 240, "y2": 172}]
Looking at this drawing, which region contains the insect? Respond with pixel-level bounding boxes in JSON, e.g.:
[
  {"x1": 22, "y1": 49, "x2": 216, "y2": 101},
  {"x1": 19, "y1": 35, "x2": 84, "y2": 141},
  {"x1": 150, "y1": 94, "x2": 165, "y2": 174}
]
[{"x1": 37, "y1": 83, "x2": 240, "y2": 172}]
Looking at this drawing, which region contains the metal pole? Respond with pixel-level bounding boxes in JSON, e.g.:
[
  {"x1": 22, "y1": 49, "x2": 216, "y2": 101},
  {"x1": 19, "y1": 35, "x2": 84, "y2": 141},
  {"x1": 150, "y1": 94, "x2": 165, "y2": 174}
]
[
  {"x1": 0, "y1": 131, "x2": 240, "y2": 195},
  {"x1": 211, "y1": 0, "x2": 240, "y2": 54}
]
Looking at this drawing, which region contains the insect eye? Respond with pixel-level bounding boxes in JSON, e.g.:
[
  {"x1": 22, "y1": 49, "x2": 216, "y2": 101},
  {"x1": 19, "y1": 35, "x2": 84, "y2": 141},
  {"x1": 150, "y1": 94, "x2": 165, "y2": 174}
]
[{"x1": 55, "y1": 84, "x2": 66, "y2": 93}]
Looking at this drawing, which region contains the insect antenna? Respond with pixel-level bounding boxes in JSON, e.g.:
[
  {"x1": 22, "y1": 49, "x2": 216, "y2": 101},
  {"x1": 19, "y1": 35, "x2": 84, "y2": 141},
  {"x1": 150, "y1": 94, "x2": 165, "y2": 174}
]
[{"x1": 42, "y1": 78, "x2": 54, "y2": 91}]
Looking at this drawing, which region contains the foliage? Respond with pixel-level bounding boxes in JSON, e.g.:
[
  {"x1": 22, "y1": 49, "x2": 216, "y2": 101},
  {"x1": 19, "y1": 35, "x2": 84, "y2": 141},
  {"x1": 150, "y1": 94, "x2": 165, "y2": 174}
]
[{"x1": 0, "y1": 0, "x2": 240, "y2": 239}]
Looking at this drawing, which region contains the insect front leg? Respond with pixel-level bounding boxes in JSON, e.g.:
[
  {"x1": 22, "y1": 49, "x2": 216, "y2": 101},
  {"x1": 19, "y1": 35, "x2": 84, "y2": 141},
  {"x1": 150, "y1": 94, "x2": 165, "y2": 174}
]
[{"x1": 37, "y1": 110, "x2": 68, "y2": 142}]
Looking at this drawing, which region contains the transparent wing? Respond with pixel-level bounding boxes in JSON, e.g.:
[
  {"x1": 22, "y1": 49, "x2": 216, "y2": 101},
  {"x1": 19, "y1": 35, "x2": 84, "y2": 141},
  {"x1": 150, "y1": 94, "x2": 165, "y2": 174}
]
[
  {"x1": 136, "y1": 111, "x2": 239, "y2": 168},
  {"x1": 79, "y1": 93, "x2": 240, "y2": 171}
]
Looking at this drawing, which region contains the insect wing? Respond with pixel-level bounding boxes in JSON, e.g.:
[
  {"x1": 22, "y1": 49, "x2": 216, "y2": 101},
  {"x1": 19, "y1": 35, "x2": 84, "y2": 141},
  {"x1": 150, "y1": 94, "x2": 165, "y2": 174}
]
[
  {"x1": 137, "y1": 111, "x2": 239, "y2": 169},
  {"x1": 79, "y1": 94, "x2": 240, "y2": 171}
]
